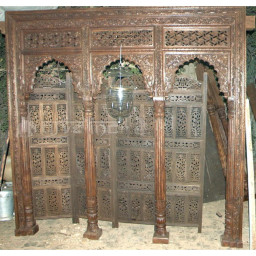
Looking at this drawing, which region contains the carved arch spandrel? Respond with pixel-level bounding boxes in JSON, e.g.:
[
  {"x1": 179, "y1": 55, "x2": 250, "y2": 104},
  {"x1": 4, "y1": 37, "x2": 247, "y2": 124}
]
[
  {"x1": 91, "y1": 53, "x2": 155, "y2": 97},
  {"x1": 23, "y1": 55, "x2": 84, "y2": 99},
  {"x1": 164, "y1": 52, "x2": 230, "y2": 96}
]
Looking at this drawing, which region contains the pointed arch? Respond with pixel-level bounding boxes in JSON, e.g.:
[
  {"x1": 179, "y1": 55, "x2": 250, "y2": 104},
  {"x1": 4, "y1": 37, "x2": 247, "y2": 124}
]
[
  {"x1": 164, "y1": 53, "x2": 230, "y2": 96},
  {"x1": 91, "y1": 53, "x2": 154, "y2": 97},
  {"x1": 23, "y1": 55, "x2": 84, "y2": 99}
]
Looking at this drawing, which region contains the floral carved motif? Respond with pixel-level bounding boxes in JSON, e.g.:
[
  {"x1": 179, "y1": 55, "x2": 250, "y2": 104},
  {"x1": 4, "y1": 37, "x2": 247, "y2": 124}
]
[{"x1": 24, "y1": 30, "x2": 82, "y2": 49}]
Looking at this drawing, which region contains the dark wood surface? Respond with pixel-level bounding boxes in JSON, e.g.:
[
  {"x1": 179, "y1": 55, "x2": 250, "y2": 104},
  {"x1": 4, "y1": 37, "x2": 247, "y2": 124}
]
[{"x1": 5, "y1": 7, "x2": 246, "y2": 247}]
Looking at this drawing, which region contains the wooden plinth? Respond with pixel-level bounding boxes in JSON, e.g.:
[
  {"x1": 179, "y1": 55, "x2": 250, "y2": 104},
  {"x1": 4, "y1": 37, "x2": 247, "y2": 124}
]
[
  {"x1": 15, "y1": 224, "x2": 39, "y2": 236},
  {"x1": 221, "y1": 234, "x2": 243, "y2": 248},
  {"x1": 83, "y1": 227, "x2": 102, "y2": 240},
  {"x1": 153, "y1": 231, "x2": 170, "y2": 244}
]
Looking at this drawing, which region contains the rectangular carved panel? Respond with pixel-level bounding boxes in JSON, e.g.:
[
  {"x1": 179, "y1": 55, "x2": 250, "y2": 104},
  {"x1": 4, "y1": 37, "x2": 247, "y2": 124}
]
[
  {"x1": 24, "y1": 30, "x2": 82, "y2": 49},
  {"x1": 90, "y1": 27, "x2": 154, "y2": 48},
  {"x1": 164, "y1": 27, "x2": 230, "y2": 48}
]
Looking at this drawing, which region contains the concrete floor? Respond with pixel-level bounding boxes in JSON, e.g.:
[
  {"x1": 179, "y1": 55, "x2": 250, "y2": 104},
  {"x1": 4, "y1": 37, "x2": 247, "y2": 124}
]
[{"x1": 0, "y1": 199, "x2": 253, "y2": 250}]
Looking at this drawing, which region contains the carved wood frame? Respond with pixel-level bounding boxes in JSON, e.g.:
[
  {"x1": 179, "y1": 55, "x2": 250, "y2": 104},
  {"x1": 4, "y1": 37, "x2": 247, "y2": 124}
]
[{"x1": 5, "y1": 7, "x2": 246, "y2": 247}]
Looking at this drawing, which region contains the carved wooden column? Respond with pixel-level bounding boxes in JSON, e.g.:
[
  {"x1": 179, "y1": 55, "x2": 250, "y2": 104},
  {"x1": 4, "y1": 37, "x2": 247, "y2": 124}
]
[
  {"x1": 15, "y1": 105, "x2": 39, "y2": 236},
  {"x1": 83, "y1": 101, "x2": 102, "y2": 240},
  {"x1": 221, "y1": 97, "x2": 243, "y2": 248},
  {"x1": 152, "y1": 99, "x2": 169, "y2": 244}
]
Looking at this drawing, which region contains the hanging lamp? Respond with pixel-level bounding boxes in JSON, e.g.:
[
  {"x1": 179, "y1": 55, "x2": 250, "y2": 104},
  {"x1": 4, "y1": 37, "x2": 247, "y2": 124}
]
[{"x1": 105, "y1": 46, "x2": 136, "y2": 124}]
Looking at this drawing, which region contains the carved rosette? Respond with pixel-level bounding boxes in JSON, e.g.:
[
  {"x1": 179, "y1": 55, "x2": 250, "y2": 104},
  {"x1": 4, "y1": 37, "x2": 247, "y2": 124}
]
[
  {"x1": 91, "y1": 53, "x2": 154, "y2": 97},
  {"x1": 164, "y1": 53, "x2": 230, "y2": 95}
]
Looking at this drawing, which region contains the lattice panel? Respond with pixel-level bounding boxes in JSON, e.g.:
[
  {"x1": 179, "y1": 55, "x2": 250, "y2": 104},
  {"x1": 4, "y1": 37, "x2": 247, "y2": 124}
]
[{"x1": 164, "y1": 29, "x2": 229, "y2": 47}]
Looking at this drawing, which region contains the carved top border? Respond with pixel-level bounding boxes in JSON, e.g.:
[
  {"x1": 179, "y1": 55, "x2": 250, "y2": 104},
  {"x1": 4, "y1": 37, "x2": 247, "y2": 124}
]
[{"x1": 6, "y1": 6, "x2": 244, "y2": 23}]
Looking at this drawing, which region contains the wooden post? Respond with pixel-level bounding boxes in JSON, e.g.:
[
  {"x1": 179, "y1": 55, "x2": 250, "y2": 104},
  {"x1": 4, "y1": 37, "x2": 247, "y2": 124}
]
[
  {"x1": 83, "y1": 101, "x2": 102, "y2": 240},
  {"x1": 245, "y1": 99, "x2": 256, "y2": 250},
  {"x1": 15, "y1": 113, "x2": 39, "y2": 236},
  {"x1": 152, "y1": 99, "x2": 169, "y2": 244}
]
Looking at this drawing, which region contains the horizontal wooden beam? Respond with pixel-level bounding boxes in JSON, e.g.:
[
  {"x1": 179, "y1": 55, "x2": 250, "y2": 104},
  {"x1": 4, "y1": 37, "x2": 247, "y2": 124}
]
[{"x1": 246, "y1": 16, "x2": 255, "y2": 31}]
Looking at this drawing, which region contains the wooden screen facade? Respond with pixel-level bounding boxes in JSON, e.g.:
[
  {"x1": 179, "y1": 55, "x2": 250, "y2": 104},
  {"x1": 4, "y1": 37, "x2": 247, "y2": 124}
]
[
  {"x1": 6, "y1": 7, "x2": 246, "y2": 247},
  {"x1": 93, "y1": 74, "x2": 207, "y2": 232}
]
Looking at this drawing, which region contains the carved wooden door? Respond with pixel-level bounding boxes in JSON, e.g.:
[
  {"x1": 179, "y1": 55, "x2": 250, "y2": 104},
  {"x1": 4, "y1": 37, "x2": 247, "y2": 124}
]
[
  {"x1": 94, "y1": 73, "x2": 207, "y2": 231},
  {"x1": 28, "y1": 66, "x2": 80, "y2": 220},
  {"x1": 94, "y1": 79, "x2": 156, "y2": 225},
  {"x1": 165, "y1": 75, "x2": 207, "y2": 231}
]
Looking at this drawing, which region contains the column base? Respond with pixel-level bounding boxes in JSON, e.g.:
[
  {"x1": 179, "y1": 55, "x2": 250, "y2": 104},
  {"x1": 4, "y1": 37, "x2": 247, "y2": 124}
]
[
  {"x1": 152, "y1": 231, "x2": 169, "y2": 244},
  {"x1": 221, "y1": 234, "x2": 243, "y2": 248},
  {"x1": 83, "y1": 227, "x2": 102, "y2": 240},
  {"x1": 15, "y1": 224, "x2": 39, "y2": 236},
  {"x1": 72, "y1": 217, "x2": 80, "y2": 224}
]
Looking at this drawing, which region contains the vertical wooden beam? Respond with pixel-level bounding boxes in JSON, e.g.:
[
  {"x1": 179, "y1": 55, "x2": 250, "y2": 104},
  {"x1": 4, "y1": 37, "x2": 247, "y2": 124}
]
[
  {"x1": 221, "y1": 97, "x2": 243, "y2": 248},
  {"x1": 83, "y1": 101, "x2": 102, "y2": 240},
  {"x1": 15, "y1": 112, "x2": 39, "y2": 236},
  {"x1": 152, "y1": 99, "x2": 169, "y2": 244},
  {"x1": 66, "y1": 73, "x2": 79, "y2": 224}
]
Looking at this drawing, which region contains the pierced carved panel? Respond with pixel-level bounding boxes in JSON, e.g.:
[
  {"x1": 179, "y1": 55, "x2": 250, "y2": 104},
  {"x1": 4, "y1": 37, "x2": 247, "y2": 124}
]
[
  {"x1": 31, "y1": 148, "x2": 43, "y2": 176},
  {"x1": 98, "y1": 189, "x2": 111, "y2": 220},
  {"x1": 57, "y1": 104, "x2": 68, "y2": 133},
  {"x1": 175, "y1": 153, "x2": 187, "y2": 182},
  {"x1": 33, "y1": 189, "x2": 46, "y2": 218},
  {"x1": 176, "y1": 107, "x2": 187, "y2": 138},
  {"x1": 43, "y1": 105, "x2": 54, "y2": 134},
  {"x1": 30, "y1": 92, "x2": 66, "y2": 101},
  {"x1": 28, "y1": 105, "x2": 40, "y2": 134},
  {"x1": 191, "y1": 107, "x2": 202, "y2": 138},
  {"x1": 91, "y1": 28, "x2": 153, "y2": 48},
  {"x1": 24, "y1": 30, "x2": 82, "y2": 49},
  {"x1": 164, "y1": 29, "x2": 229, "y2": 48},
  {"x1": 58, "y1": 148, "x2": 70, "y2": 175},
  {"x1": 45, "y1": 148, "x2": 56, "y2": 176},
  {"x1": 47, "y1": 188, "x2": 59, "y2": 216},
  {"x1": 61, "y1": 188, "x2": 72, "y2": 215}
]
